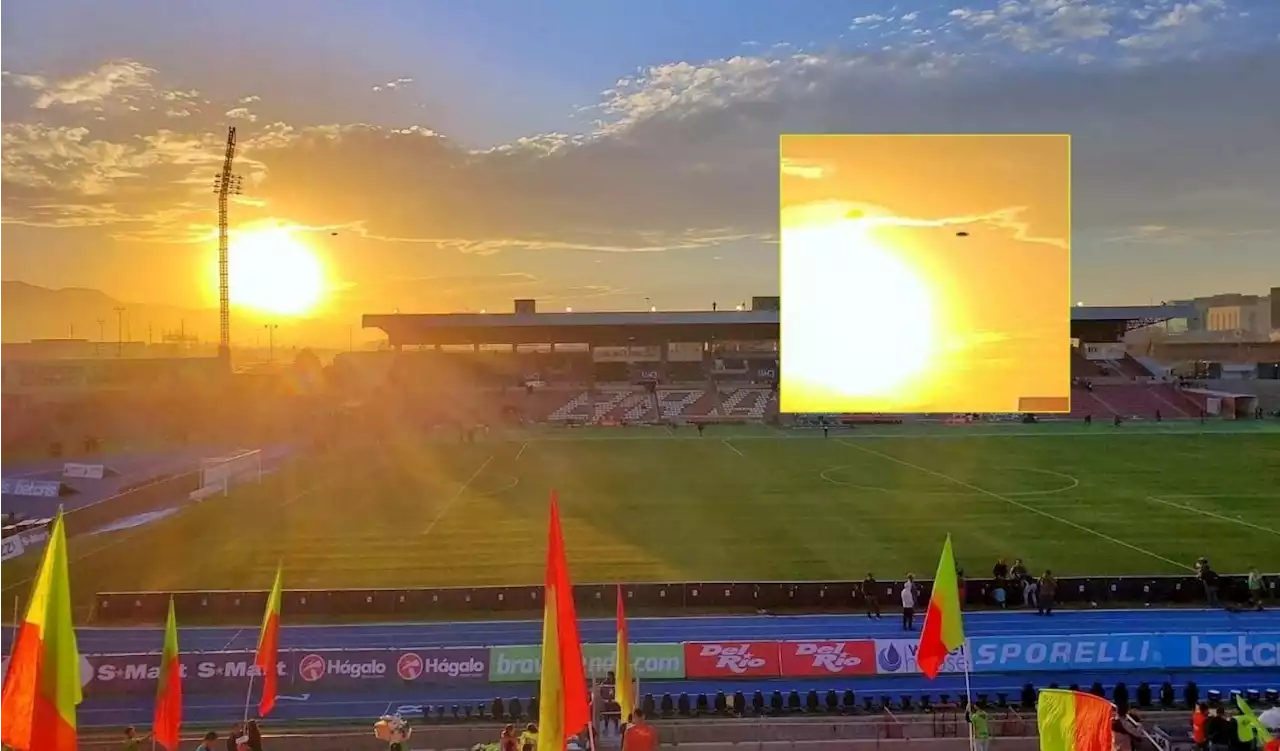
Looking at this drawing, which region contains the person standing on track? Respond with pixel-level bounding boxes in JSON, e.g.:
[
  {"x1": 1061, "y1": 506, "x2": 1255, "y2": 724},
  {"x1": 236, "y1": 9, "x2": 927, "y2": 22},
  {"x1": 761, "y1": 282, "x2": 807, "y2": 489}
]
[
  {"x1": 1037, "y1": 570, "x2": 1057, "y2": 616},
  {"x1": 900, "y1": 575, "x2": 918, "y2": 631},
  {"x1": 863, "y1": 573, "x2": 882, "y2": 620}
]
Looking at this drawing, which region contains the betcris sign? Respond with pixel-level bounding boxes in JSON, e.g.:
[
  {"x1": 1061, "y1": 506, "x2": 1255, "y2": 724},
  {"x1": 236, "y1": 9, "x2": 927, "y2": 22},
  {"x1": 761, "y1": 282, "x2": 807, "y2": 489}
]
[
  {"x1": 1189, "y1": 634, "x2": 1279, "y2": 669},
  {"x1": 968, "y1": 635, "x2": 1171, "y2": 673}
]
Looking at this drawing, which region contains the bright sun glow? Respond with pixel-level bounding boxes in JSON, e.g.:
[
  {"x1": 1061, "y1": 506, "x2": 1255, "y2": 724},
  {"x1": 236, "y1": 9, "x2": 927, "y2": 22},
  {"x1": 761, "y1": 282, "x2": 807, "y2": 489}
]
[
  {"x1": 223, "y1": 227, "x2": 326, "y2": 315},
  {"x1": 783, "y1": 221, "x2": 936, "y2": 399}
]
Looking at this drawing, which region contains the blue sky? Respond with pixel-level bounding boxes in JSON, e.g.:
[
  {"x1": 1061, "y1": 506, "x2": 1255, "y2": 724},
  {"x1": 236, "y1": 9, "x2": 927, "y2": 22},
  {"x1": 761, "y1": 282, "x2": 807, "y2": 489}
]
[{"x1": 2, "y1": 0, "x2": 1279, "y2": 340}]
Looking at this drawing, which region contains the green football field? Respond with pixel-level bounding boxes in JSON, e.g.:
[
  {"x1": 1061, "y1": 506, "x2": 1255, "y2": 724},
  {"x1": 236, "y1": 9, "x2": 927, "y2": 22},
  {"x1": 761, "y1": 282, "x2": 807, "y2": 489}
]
[{"x1": 3, "y1": 422, "x2": 1279, "y2": 614}]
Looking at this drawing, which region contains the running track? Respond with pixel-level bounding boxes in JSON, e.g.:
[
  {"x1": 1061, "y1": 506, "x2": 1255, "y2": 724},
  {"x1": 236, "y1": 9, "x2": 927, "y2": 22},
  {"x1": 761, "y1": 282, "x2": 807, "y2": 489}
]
[
  {"x1": 4, "y1": 608, "x2": 1277, "y2": 727},
  {"x1": 17, "y1": 607, "x2": 1276, "y2": 654}
]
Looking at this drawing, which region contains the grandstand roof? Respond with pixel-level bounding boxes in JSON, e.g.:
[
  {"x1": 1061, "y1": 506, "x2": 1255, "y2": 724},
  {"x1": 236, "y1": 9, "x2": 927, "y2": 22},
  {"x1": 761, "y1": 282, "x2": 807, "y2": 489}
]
[
  {"x1": 1068, "y1": 304, "x2": 1195, "y2": 322},
  {"x1": 366, "y1": 304, "x2": 1190, "y2": 346}
]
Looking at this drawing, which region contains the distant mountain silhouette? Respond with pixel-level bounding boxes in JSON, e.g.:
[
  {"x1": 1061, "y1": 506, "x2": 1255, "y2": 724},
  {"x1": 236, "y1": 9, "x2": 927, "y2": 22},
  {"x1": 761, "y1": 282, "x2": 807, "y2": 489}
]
[
  {"x1": 1, "y1": 281, "x2": 216, "y2": 344},
  {"x1": 1, "y1": 282, "x2": 364, "y2": 350}
]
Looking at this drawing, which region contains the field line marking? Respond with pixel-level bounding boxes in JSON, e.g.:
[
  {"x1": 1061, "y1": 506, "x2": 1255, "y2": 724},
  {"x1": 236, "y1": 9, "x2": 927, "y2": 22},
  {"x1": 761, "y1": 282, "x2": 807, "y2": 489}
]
[
  {"x1": 422, "y1": 455, "x2": 494, "y2": 536},
  {"x1": 722, "y1": 439, "x2": 745, "y2": 457},
  {"x1": 1146, "y1": 496, "x2": 1280, "y2": 537},
  {"x1": 1, "y1": 458, "x2": 335, "y2": 598},
  {"x1": 515, "y1": 441, "x2": 530, "y2": 461},
  {"x1": 837, "y1": 439, "x2": 1192, "y2": 571}
]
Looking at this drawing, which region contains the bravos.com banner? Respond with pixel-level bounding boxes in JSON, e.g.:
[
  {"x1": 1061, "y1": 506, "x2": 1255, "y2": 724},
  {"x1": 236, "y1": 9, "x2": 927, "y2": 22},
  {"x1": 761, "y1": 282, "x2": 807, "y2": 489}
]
[{"x1": 488, "y1": 643, "x2": 686, "y2": 683}]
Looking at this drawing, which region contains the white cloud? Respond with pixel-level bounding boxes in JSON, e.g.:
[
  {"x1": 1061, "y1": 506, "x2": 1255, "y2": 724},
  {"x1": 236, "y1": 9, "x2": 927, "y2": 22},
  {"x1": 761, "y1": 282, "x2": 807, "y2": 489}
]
[
  {"x1": 237, "y1": 94, "x2": 261, "y2": 104},
  {"x1": 3, "y1": 60, "x2": 157, "y2": 109},
  {"x1": 224, "y1": 107, "x2": 258, "y2": 122},
  {"x1": 372, "y1": 77, "x2": 414, "y2": 92},
  {"x1": 852, "y1": 14, "x2": 889, "y2": 27}
]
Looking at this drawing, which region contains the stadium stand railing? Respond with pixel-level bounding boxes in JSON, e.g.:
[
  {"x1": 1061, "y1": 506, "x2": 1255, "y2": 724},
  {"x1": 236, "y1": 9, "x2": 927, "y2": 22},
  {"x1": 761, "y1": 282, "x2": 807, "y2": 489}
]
[{"x1": 94, "y1": 572, "x2": 1276, "y2": 623}]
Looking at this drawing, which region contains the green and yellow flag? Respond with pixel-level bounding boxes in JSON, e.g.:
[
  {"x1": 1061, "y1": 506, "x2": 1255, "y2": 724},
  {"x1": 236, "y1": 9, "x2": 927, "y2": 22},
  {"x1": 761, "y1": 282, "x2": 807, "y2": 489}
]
[
  {"x1": 917, "y1": 535, "x2": 966, "y2": 679},
  {"x1": 1236, "y1": 695, "x2": 1275, "y2": 745},
  {"x1": 153, "y1": 597, "x2": 182, "y2": 751},
  {"x1": 1037, "y1": 689, "x2": 1114, "y2": 751},
  {"x1": 0, "y1": 512, "x2": 82, "y2": 751}
]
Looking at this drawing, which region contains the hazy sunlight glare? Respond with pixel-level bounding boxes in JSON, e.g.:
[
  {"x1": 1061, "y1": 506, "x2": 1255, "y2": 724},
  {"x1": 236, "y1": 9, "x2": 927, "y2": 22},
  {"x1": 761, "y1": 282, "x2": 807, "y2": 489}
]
[
  {"x1": 219, "y1": 227, "x2": 327, "y2": 316},
  {"x1": 784, "y1": 221, "x2": 935, "y2": 398}
]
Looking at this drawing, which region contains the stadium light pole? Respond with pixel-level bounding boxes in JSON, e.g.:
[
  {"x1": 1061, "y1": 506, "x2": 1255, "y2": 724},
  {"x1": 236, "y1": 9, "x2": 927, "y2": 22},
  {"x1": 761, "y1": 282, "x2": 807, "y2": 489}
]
[
  {"x1": 114, "y1": 306, "x2": 125, "y2": 357},
  {"x1": 264, "y1": 323, "x2": 278, "y2": 363}
]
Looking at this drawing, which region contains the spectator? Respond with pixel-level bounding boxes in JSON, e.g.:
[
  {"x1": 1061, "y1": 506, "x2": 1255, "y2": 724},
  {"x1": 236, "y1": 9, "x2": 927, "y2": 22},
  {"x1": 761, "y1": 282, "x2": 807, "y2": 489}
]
[
  {"x1": 566, "y1": 733, "x2": 586, "y2": 751},
  {"x1": 121, "y1": 726, "x2": 148, "y2": 751},
  {"x1": 1246, "y1": 566, "x2": 1264, "y2": 611},
  {"x1": 623, "y1": 709, "x2": 658, "y2": 751},
  {"x1": 1010, "y1": 558, "x2": 1028, "y2": 580},
  {"x1": 1196, "y1": 558, "x2": 1220, "y2": 607},
  {"x1": 901, "y1": 576, "x2": 918, "y2": 631},
  {"x1": 994, "y1": 583, "x2": 1007, "y2": 609},
  {"x1": 196, "y1": 731, "x2": 220, "y2": 751},
  {"x1": 500, "y1": 724, "x2": 519, "y2": 751},
  {"x1": 1207, "y1": 708, "x2": 1231, "y2": 751},
  {"x1": 863, "y1": 573, "x2": 882, "y2": 620},
  {"x1": 968, "y1": 705, "x2": 992, "y2": 751},
  {"x1": 1023, "y1": 576, "x2": 1039, "y2": 610},
  {"x1": 1038, "y1": 570, "x2": 1057, "y2": 616},
  {"x1": 520, "y1": 723, "x2": 538, "y2": 751},
  {"x1": 1193, "y1": 703, "x2": 1208, "y2": 751},
  {"x1": 992, "y1": 558, "x2": 1009, "y2": 580}
]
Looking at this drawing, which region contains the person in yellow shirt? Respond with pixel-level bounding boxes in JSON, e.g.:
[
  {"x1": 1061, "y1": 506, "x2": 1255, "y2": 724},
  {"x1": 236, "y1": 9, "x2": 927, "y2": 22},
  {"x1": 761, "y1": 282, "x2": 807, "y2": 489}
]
[{"x1": 519, "y1": 722, "x2": 538, "y2": 751}]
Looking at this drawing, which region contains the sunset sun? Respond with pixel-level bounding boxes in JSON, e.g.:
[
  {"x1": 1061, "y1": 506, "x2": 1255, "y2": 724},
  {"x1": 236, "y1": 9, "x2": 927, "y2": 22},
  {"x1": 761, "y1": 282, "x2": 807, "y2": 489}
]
[{"x1": 222, "y1": 227, "x2": 327, "y2": 316}]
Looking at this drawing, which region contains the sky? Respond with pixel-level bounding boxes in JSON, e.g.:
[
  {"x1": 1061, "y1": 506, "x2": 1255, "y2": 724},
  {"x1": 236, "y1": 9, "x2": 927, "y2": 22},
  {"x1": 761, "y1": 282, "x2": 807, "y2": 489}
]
[
  {"x1": 779, "y1": 135, "x2": 1070, "y2": 413},
  {"x1": 3, "y1": 0, "x2": 1280, "y2": 333}
]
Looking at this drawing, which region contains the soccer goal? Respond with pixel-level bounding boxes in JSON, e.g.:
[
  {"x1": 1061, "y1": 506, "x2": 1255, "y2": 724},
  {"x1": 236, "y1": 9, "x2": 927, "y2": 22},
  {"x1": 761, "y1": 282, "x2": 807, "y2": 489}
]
[{"x1": 193, "y1": 449, "x2": 263, "y2": 499}]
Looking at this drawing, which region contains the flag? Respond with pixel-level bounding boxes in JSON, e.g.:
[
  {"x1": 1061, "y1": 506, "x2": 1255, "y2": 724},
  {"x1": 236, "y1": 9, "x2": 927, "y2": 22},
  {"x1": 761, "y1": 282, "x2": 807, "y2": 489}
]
[
  {"x1": 1235, "y1": 695, "x2": 1275, "y2": 745},
  {"x1": 0, "y1": 511, "x2": 82, "y2": 751},
  {"x1": 615, "y1": 584, "x2": 636, "y2": 724},
  {"x1": 916, "y1": 534, "x2": 966, "y2": 679},
  {"x1": 153, "y1": 596, "x2": 182, "y2": 751},
  {"x1": 254, "y1": 564, "x2": 283, "y2": 717},
  {"x1": 537, "y1": 493, "x2": 589, "y2": 751},
  {"x1": 1037, "y1": 689, "x2": 1114, "y2": 751}
]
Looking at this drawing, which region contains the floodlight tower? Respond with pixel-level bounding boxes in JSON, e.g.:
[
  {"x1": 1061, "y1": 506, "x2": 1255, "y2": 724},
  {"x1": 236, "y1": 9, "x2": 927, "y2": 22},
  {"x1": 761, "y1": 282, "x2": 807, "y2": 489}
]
[{"x1": 212, "y1": 127, "x2": 243, "y2": 366}]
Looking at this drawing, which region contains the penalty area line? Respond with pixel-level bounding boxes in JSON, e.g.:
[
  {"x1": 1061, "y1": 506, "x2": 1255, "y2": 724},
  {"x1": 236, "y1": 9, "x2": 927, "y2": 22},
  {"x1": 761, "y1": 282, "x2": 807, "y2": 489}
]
[
  {"x1": 1146, "y1": 496, "x2": 1280, "y2": 537},
  {"x1": 722, "y1": 439, "x2": 746, "y2": 457},
  {"x1": 422, "y1": 455, "x2": 494, "y2": 537}
]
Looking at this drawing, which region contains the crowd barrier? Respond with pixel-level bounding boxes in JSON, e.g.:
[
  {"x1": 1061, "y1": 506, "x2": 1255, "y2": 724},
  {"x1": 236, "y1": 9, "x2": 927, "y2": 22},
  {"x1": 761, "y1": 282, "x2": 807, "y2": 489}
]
[
  {"x1": 75, "y1": 631, "x2": 1279, "y2": 698},
  {"x1": 95, "y1": 573, "x2": 1277, "y2": 623}
]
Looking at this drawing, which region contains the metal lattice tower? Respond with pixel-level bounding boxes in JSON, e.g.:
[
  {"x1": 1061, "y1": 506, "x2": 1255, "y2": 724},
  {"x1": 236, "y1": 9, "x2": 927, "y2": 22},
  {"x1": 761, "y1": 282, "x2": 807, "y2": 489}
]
[{"x1": 213, "y1": 127, "x2": 243, "y2": 365}]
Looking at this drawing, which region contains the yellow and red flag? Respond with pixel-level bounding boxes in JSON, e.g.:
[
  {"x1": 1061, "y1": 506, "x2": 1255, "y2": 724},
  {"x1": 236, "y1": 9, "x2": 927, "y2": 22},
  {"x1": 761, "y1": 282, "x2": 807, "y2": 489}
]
[
  {"x1": 615, "y1": 584, "x2": 636, "y2": 723},
  {"x1": 917, "y1": 535, "x2": 966, "y2": 679},
  {"x1": 255, "y1": 564, "x2": 283, "y2": 717},
  {"x1": 153, "y1": 596, "x2": 182, "y2": 750},
  {"x1": 0, "y1": 511, "x2": 82, "y2": 751},
  {"x1": 537, "y1": 492, "x2": 589, "y2": 751},
  {"x1": 1037, "y1": 689, "x2": 1115, "y2": 751}
]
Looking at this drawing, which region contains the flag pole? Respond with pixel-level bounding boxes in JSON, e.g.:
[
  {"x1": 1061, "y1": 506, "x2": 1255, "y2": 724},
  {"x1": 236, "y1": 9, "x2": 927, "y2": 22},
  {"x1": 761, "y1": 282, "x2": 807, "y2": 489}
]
[
  {"x1": 962, "y1": 638, "x2": 976, "y2": 751},
  {"x1": 242, "y1": 671, "x2": 256, "y2": 722}
]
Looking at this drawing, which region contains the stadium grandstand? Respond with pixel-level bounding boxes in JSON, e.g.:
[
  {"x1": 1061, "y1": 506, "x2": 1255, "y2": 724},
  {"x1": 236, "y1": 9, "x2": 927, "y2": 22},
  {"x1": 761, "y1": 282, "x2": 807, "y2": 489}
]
[{"x1": 346, "y1": 296, "x2": 1280, "y2": 427}]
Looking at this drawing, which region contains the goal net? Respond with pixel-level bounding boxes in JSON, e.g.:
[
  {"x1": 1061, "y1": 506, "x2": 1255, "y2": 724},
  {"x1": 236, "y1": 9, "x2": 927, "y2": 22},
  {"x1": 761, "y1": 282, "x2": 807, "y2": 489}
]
[{"x1": 192, "y1": 449, "x2": 263, "y2": 499}]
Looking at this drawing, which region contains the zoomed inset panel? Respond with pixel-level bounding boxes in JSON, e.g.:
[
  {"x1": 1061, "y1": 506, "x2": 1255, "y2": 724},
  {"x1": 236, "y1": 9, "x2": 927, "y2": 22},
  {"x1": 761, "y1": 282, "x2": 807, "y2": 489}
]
[{"x1": 780, "y1": 134, "x2": 1071, "y2": 415}]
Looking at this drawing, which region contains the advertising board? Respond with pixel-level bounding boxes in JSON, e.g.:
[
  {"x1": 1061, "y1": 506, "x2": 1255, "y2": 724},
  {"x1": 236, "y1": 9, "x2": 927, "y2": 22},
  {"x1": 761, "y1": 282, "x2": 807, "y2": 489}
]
[
  {"x1": 488, "y1": 644, "x2": 685, "y2": 683},
  {"x1": 82, "y1": 648, "x2": 489, "y2": 696},
  {"x1": 683, "y1": 642, "x2": 781, "y2": 678},
  {"x1": 63, "y1": 463, "x2": 106, "y2": 480},
  {"x1": 779, "y1": 641, "x2": 877, "y2": 676},
  {"x1": 873, "y1": 639, "x2": 969, "y2": 675},
  {"x1": 0, "y1": 479, "x2": 61, "y2": 498},
  {"x1": 968, "y1": 635, "x2": 1171, "y2": 672}
]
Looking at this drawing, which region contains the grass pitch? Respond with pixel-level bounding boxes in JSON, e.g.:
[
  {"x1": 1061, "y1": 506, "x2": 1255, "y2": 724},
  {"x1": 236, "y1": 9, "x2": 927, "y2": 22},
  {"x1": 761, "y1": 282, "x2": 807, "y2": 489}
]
[{"x1": 4, "y1": 422, "x2": 1279, "y2": 614}]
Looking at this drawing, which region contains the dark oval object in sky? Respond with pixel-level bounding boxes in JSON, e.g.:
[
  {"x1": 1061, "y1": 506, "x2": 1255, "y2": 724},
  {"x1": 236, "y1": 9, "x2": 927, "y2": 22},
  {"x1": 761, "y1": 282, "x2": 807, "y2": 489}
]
[{"x1": 956, "y1": 231, "x2": 970, "y2": 237}]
